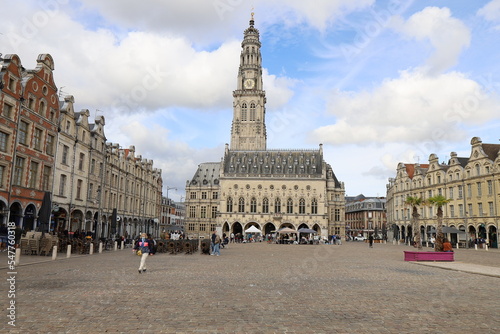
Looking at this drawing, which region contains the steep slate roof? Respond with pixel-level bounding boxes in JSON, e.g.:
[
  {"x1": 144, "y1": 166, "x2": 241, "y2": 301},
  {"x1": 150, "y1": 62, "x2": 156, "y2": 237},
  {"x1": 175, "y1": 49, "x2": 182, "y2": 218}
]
[
  {"x1": 189, "y1": 162, "x2": 221, "y2": 186},
  {"x1": 223, "y1": 149, "x2": 323, "y2": 177},
  {"x1": 481, "y1": 143, "x2": 500, "y2": 161}
]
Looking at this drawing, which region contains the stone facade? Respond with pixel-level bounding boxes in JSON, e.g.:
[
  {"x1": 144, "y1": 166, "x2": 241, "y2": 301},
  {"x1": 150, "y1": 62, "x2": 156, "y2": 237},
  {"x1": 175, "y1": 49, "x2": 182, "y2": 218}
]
[
  {"x1": 345, "y1": 195, "x2": 387, "y2": 239},
  {"x1": 0, "y1": 54, "x2": 163, "y2": 238},
  {"x1": 386, "y1": 137, "x2": 500, "y2": 248},
  {"x1": 185, "y1": 17, "x2": 345, "y2": 240}
]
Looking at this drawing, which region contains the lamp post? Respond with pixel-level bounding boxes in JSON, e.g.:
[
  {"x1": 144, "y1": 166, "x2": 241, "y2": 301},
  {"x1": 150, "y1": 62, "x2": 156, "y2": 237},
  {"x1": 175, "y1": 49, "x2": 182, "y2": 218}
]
[{"x1": 166, "y1": 186, "x2": 177, "y2": 231}]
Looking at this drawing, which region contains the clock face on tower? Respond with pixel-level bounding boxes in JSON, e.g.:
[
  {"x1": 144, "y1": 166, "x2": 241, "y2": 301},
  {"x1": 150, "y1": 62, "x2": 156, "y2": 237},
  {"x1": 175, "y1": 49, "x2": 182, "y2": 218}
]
[{"x1": 244, "y1": 79, "x2": 255, "y2": 89}]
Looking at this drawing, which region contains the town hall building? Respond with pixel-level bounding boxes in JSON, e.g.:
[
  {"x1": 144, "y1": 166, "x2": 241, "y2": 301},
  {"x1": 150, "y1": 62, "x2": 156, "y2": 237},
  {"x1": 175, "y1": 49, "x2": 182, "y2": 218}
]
[{"x1": 184, "y1": 15, "x2": 345, "y2": 240}]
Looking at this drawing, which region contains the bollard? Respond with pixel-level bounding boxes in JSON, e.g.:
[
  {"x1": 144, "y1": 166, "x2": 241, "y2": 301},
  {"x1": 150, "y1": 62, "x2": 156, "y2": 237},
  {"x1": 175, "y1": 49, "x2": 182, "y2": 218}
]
[
  {"x1": 89, "y1": 243, "x2": 94, "y2": 255},
  {"x1": 485, "y1": 244, "x2": 489, "y2": 251},
  {"x1": 114, "y1": 241, "x2": 118, "y2": 251},
  {"x1": 456, "y1": 243, "x2": 459, "y2": 249},
  {"x1": 67, "y1": 244, "x2": 72, "y2": 258},
  {"x1": 99, "y1": 242, "x2": 103, "y2": 254},
  {"x1": 15, "y1": 248, "x2": 21, "y2": 266},
  {"x1": 52, "y1": 246, "x2": 57, "y2": 261},
  {"x1": 121, "y1": 240, "x2": 124, "y2": 250},
  {"x1": 475, "y1": 244, "x2": 477, "y2": 250}
]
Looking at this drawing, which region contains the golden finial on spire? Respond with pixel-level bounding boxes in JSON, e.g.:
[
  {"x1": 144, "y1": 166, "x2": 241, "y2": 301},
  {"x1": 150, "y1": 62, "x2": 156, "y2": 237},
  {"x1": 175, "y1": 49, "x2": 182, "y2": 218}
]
[{"x1": 251, "y1": 7, "x2": 254, "y2": 20}]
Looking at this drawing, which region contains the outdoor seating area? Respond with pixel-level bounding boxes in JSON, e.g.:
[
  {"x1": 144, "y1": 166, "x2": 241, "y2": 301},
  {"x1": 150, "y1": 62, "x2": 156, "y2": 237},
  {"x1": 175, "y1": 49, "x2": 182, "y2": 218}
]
[
  {"x1": 20, "y1": 232, "x2": 59, "y2": 256},
  {"x1": 162, "y1": 239, "x2": 199, "y2": 255}
]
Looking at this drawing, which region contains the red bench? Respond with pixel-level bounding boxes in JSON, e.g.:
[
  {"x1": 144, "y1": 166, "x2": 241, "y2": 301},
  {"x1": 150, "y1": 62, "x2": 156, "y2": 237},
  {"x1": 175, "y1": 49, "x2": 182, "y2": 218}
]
[{"x1": 404, "y1": 251, "x2": 454, "y2": 262}]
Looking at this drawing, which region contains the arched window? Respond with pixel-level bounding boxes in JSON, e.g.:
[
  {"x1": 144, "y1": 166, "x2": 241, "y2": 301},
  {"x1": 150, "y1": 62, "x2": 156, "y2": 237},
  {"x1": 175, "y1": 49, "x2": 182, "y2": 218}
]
[
  {"x1": 476, "y1": 164, "x2": 480, "y2": 176},
  {"x1": 39, "y1": 100, "x2": 46, "y2": 116},
  {"x1": 311, "y1": 198, "x2": 318, "y2": 214},
  {"x1": 250, "y1": 197, "x2": 257, "y2": 213},
  {"x1": 250, "y1": 103, "x2": 256, "y2": 121},
  {"x1": 299, "y1": 198, "x2": 305, "y2": 214},
  {"x1": 274, "y1": 198, "x2": 281, "y2": 213},
  {"x1": 227, "y1": 197, "x2": 233, "y2": 213},
  {"x1": 241, "y1": 103, "x2": 248, "y2": 121},
  {"x1": 262, "y1": 197, "x2": 269, "y2": 213},
  {"x1": 238, "y1": 197, "x2": 245, "y2": 213},
  {"x1": 287, "y1": 198, "x2": 293, "y2": 214}
]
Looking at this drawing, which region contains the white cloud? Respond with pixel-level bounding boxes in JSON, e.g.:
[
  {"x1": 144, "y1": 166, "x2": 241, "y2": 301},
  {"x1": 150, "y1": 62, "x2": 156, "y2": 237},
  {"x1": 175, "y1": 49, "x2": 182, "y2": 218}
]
[
  {"x1": 477, "y1": 0, "x2": 500, "y2": 21},
  {"x1": 310, "y1": 69, "x2": 499, "y2": 145},
  {"x1": 112, "y1": 116, "x2": 224, "y2": 199},
  {"x1": 391, "y1": 7, "x2": 471, "y2": 75},
  {"x1": 79, "y1": 0, "x2": 374, "y2": 43}
]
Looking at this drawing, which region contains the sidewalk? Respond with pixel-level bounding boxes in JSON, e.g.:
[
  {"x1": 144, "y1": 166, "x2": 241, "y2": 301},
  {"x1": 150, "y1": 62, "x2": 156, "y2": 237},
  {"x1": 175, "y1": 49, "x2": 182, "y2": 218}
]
[
  {"x1": 0, "y1": 247, "x2": 127, "y2": 269},
  {"x1": 413, "y1": 261, "x2": 500, "y2": 278},
  {"x1": 393, "y1": 242, "x2": 500, "y2": 278},
  {"x1": 2, "y1": 241, "x2": 499, "y2": 333}
]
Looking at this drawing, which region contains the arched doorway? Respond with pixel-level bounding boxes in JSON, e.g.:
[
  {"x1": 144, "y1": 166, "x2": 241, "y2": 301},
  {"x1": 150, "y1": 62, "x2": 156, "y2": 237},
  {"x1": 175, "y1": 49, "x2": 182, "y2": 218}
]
[
  {"x1": 9, "y1": 202, "x2": 22, "y2": 229},
  {"x1": 478, "y1": 224, "x2": 487, "y2": 239},
  {"x1": 93, "y1": 212, "x2": 99, "y2": 238},
  {"x1": 468, "y1": 225, "x2": 476, "y2": 238},
  {"x1": 0, "y1": 200, "x2": 7, "y2": 226},
  {"x1": 298, "y1": 223, "x2": 309, "y2": 230},
  {"x1": 101, "y1": 215, "x2": 108, "y2": 238},
  {"x1": 312, "y1": 224, "x2": 321, "y2": 234},
  {"x1": 264, "y1": 222, "x2": 276, "y2": 235},
  {"x1": 392, "y1": 224, "x2": 399, "y2": 241},
  {"x1": 488, "y1": 225, "x2": 497, "y2": 248},
  {"x1": 85, "y1": 211, "x2": 93, "y2": 232},
  {"x1": 232, "y1": 222, "x2": 243, "y2": 236},
  {"x1": 53, "y1": 208, "x2": 67, "y2": 234},
  {"x1": 401, "y1": 225, "x2": 407, "y2": 243},
  {"x1": 223, "y1": 222, "x2": 230, "y2": 234},
  {"x1": 24, "y1": 204, "x2": 37, "y2": 231},
  {"x1": 70, "y1": 209, "x2": 83, "y2": 232},
  {"x1": 279, "y1": 222, "x2": 295, "y2": 229}
]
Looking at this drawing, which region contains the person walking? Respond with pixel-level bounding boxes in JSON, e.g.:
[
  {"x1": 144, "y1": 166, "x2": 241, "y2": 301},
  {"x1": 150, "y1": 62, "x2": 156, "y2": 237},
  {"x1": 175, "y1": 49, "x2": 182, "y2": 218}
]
[
  {"x1": 210, "y1": 230, "x2": 217, "y2": 255},
  {"x1": 369, "y1": 234, "x2": 374, "y2": 248},
  {"x1": 212, "y1": 232, "x2": 221, "y2": 256},
  {"x1": 134, "y1": 233, "x2": 152, "y2": 273}
]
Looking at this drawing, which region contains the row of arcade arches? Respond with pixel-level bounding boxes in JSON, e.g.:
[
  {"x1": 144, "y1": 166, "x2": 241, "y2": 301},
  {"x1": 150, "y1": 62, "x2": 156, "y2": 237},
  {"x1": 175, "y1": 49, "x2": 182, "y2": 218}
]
[
  {"x1": 0, "y1": 199, "x2": 156, "y2": 239},
  {"x1": 393, "y1": 223, "x2": 498, "y2": 248},
  {"x1": 221, "y1": 221, "x2": 323, "y2": 236}
]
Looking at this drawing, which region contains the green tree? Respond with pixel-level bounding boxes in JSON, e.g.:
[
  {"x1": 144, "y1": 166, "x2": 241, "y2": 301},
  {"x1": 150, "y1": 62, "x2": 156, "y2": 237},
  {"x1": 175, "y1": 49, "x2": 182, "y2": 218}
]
[
  {"x1": 404, "y1": 196, "x2": 425, "y2": 250},
  {"x1": 428, "y1": 195, "x2": 452, "y2": 252}
]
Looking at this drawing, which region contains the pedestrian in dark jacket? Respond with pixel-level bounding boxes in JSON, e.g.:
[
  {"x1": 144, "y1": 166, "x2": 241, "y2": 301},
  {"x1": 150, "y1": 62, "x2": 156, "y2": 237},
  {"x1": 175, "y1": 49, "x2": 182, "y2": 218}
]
[{"x1": 134, "y1": 233, "x2": 152, "y2": 273}]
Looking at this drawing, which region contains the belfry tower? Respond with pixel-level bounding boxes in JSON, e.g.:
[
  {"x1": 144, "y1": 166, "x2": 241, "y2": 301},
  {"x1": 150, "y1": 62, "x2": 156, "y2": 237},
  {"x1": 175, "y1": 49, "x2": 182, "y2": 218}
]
[{"x1": 230, "y1": 13, "x2": 267, "y2": 151}]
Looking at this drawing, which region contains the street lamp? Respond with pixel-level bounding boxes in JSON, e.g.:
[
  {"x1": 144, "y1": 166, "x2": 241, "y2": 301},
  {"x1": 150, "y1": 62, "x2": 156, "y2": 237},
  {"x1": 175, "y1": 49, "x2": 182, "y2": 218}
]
[{"x1": 166, "y1": 186, "x2": 177, "y2": 230}]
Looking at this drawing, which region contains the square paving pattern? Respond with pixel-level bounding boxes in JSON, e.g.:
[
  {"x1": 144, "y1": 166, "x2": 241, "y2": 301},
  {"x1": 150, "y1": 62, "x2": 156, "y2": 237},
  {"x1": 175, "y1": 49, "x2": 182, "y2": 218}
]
[{"x1": 1, "y1": 242, "x2": 499, "y2": 333}]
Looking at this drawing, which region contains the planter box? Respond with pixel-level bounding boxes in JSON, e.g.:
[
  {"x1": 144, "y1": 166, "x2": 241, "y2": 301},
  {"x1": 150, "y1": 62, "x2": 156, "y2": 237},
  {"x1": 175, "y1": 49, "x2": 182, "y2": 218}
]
[{"x1": 404, "y1": 251, "x2": 454, "y2": 262}]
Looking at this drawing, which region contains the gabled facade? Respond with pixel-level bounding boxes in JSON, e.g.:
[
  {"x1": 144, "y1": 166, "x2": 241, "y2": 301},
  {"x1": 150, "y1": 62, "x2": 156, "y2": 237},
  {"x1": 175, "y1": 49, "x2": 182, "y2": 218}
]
[
  {"x1": 386, "y1": 137, "x2": 499, "y2": 248},
  {"x1": 0, "y1": 54, "x2": 59, "y2": 230},
  {"x1": 1, "y1": 54, "x2": 163, "y2": 238}
]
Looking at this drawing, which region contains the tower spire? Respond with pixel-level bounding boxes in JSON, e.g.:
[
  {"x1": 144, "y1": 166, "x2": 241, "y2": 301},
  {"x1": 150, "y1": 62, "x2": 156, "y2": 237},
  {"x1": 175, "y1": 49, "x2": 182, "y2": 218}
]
[{"x1": 230, "y1": 14, "x2": 267, "y2": 151}]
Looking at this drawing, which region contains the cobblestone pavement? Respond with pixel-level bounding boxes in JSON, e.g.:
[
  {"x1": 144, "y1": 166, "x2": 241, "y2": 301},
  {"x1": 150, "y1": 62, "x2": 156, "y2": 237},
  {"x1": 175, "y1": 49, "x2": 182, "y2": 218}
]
[{"x1": 1, "y1": 242, "x2": 499, "y2": 333}]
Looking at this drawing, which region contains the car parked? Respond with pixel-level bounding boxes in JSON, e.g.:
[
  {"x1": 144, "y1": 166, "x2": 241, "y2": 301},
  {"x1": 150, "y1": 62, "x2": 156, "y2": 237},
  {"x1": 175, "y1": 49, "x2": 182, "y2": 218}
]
[{"x1": 354, "y1": 235, "x2": 366, "y2": 241}]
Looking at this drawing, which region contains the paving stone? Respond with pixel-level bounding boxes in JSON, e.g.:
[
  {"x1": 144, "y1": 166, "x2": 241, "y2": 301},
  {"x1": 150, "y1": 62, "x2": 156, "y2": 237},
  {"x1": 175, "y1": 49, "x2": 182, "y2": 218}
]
[{"x1": 0, "y1": 243, "x2": 499, "y2": 333}]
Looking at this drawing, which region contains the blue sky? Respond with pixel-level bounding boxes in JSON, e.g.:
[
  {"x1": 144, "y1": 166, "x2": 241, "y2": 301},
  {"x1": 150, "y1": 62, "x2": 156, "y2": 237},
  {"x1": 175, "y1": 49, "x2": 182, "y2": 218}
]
[{"x1": 2, "y1": 0, "x2": 500, "y2": 200}]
